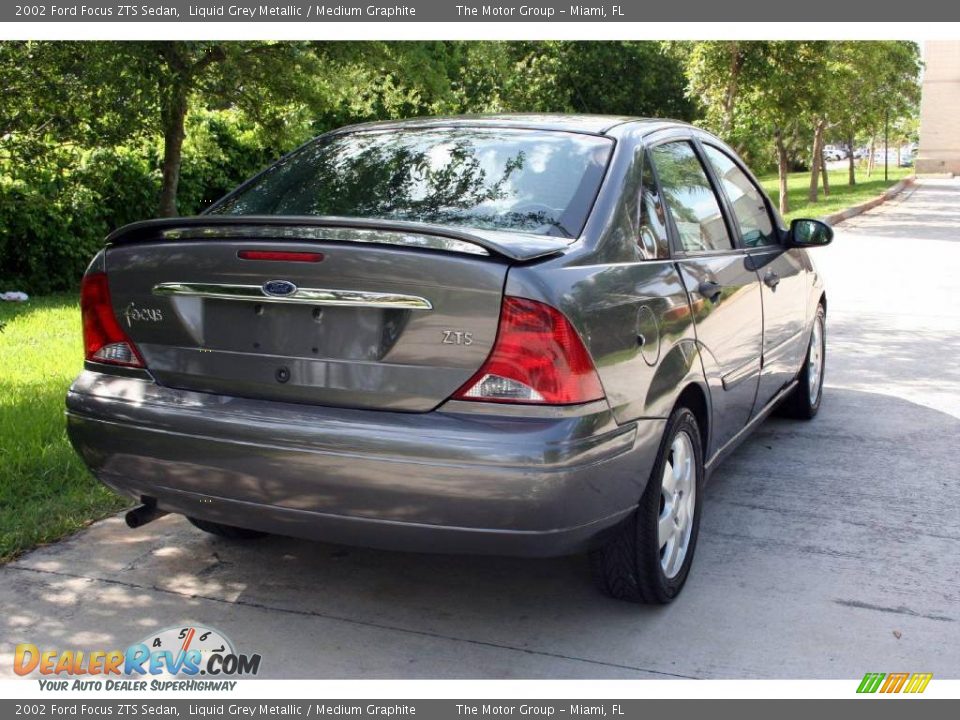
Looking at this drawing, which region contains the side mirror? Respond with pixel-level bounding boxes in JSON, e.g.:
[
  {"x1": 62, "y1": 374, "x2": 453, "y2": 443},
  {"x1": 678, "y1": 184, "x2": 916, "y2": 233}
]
[{"x1": 788, "y1": 218, "x2": 833, "y2": 248}]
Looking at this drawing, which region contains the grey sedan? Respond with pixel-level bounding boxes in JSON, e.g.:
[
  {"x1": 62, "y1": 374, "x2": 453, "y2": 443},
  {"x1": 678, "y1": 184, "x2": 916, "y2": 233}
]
[{"x1": 67, "y1": 115, "x2": 832, "y2": 603}]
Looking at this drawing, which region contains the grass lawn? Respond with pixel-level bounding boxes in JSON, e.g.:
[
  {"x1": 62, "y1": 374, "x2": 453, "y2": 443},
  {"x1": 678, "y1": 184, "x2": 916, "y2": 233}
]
[
  {"x1": 758, "y1": 165, "x2": 912, "y2": 223},
  {"x1": 0, "y1": 294, "x2": 127, "y2": 562}
]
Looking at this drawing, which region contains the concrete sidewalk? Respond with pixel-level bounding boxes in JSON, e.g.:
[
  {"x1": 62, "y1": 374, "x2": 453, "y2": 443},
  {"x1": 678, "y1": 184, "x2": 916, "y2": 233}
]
[{"x1": 2, "y1": 181, "x2": 958, "y2": 679}]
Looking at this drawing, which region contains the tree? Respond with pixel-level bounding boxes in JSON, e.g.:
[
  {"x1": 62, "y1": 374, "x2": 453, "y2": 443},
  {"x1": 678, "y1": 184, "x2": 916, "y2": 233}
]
[
  {"x1": 680, "y1": 41, "x2": 759, "y2": 139},
  {"x1": 1, "y1": 41, "x2": 327, "y2": 217},
  {"x1": 0, "y1": 42, "x2": 154, "y2": 166},
  {"x1": 750, "y1": 42, "x2": 830, "y2": 214},
  {"x1": 502, "y1": 42, "x2": 697, "y2": 120},
  {"x1": 139, "y1": 42, "x2": 326, "y2": 216},
  {"x1": 685, "y1": 41, "x2": 829, "y2": 216},
  {"x1": 808, "y1": 117, "x2": 828, "y2": 203},
  {"x1": 0, "y1": 40, "x2": 926, "y2": 293},
  {"x1": 827, "y1": 42, "x2": 921, "y2": 186},
  {"x1": 3, "y1": 41, "x2": 486, "y2": 218}
]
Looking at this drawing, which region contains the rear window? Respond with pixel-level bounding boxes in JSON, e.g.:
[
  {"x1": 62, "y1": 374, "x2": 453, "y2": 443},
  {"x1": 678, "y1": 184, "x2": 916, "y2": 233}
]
[{"x1": 209, "y1": 127, "x2": 614, "y2": 238}]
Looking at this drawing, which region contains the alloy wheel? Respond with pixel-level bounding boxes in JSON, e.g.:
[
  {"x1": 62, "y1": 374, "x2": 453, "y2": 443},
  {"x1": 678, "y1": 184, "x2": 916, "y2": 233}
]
[
  {"x1": 658, "y1": 430, "x2": 696, "y2": 579},
  {"x1": 808, "y1": 315, "x2": 825, "y2": 406}
]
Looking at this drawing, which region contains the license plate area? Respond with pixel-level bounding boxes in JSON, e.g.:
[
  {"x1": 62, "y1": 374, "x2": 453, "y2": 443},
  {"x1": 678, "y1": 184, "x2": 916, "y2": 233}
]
[{"x1": 202, "y1": 299, "x2": 410, "y2": 361}]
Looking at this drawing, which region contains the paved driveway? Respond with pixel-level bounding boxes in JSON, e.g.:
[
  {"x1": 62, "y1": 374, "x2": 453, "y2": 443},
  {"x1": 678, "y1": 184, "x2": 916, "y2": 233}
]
[{"x1": 2, "y1": 181, "x2": 958, "y2": 679}]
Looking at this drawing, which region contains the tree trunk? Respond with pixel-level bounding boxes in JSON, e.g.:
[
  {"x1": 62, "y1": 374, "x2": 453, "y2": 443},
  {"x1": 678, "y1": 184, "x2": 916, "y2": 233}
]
[
  {"x1": 722, "y1": 42, "x2": 742, "y2": 136},
  {"x1": 775, "y1": 129, "x2": 789, "y2": 217},
  {"x1": 153, "y1": 42, "x2": 228, "y2": 217},
  {"x1": 820, "y1": 146, "x2": 830, "y2": 197},
  {"x1": 158, "y1": 79, "x2": 190, "y2": 218},
  {"x1": 808, "y1": 120, "x2": 825, "y2": 203},
  {"x1": 848, "y1": 133, "x2": 856, "y2": 186},
  {"x1": 867, "y1": 139, "x2": 875, "y2": 178}
]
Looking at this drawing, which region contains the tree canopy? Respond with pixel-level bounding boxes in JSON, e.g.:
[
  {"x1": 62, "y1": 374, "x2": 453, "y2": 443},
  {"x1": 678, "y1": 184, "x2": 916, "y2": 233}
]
[{"x1": 0, "y1": 40, "x2": 921, "y2": 292}]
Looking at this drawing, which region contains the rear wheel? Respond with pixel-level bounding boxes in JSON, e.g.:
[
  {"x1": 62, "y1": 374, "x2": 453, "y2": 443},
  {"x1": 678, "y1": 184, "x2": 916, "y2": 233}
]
[
  {"x1": 187, "y1": 517, "x2": 267, "y2": 540},
  {"x1": 590, "y1": 406, "x2": 704, "y2": 604},
  {"x1": 779, "y1": 304, "x2": 826, "y2": 419}
]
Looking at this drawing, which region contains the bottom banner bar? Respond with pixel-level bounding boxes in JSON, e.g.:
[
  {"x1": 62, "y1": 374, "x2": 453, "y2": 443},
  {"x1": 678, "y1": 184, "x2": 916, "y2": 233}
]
[{"x1": 0, "y1": 700, "x2": 956, "y2": 720}]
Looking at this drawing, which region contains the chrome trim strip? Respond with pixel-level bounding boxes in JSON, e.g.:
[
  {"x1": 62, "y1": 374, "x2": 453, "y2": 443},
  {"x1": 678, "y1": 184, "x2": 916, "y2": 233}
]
[
  {"x1": 160, "y1": 225, "x2": 490, "y2": 256},
  {"x1": 152, "y1": 282, "x2": 433, "y2": 310}
]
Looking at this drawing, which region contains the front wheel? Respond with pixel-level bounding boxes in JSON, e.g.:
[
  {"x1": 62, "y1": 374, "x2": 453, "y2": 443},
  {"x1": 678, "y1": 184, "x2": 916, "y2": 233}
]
[
  {"x1": 780, "y1": 305, "x2": 826, "y2": 419},
  {"x1": 590, "y1": 406, "x2": 704, "y2": 604}
]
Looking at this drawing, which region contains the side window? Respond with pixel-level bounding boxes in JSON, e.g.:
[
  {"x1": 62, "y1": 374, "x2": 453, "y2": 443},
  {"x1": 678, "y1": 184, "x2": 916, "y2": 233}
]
[
  {"x1": 702, "y1": 144, "x2": 777, "y2": 248},
  {"x1": 650, "y1": 142, "x2": 733, "y2": 254},
  {"x1": 637, "y1": 154, "x2": 670, "y2": 259}
]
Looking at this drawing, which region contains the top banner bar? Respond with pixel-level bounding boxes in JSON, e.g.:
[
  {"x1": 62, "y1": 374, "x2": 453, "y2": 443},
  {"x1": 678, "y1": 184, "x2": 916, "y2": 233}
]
[{"x1": 4, "y1": 0, "x2": 958, "y2": 22}]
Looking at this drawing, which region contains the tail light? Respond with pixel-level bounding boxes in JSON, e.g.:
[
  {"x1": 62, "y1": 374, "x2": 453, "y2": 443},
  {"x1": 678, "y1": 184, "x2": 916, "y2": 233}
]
[
  {"x1": 453, "y1": 296, "x2": 604, "y2": 405},
  {"x1": 80, "y1": 272, "x2": 145, "y2": 368}
]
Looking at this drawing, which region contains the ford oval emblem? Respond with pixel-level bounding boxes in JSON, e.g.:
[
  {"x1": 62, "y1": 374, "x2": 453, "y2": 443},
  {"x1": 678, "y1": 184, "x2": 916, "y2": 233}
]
[{"x1": 262, "y1": 280, "x2": 298, "y2": 297}]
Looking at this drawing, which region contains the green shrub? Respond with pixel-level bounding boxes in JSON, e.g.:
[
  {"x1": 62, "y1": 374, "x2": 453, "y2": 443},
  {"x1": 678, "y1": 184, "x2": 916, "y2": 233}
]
[
  {"x1": 0, "y1": 146, "x2": 158, "y2": 294},
  {"x1": 0, "y1": 110, "x2": 286, "y2": 294},
  {"x1": 175, "y1": 110, "x2": 281, "y2": 214}
]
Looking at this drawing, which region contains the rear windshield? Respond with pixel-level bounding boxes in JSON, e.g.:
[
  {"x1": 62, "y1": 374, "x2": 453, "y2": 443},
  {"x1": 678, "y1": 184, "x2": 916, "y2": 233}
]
[{"x1": 209, "y1": 127, "x2": 614, "y2": 238}]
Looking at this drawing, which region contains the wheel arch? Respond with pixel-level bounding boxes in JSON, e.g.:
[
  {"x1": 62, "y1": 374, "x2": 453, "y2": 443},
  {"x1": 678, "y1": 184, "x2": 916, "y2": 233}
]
[{"x1": 675, "y1": 382, "x2": 709, "y2": 458}]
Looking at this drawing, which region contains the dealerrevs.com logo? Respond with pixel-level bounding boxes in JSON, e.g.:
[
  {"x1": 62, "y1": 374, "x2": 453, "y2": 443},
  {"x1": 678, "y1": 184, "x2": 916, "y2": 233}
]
[{"x1": 14, "y1": 625, "x2": 261, "y2": 691}]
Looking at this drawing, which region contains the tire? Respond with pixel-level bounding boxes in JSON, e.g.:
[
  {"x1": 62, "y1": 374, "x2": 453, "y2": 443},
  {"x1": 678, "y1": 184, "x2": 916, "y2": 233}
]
[
  {"x1": 590, "y1": 406, "x2": 704, "y2": 604},
  {"x1": 187, "y1": 516, "x2": 267, "y2": 540},
  {"x1": 779, "y1": 304, "x2": 826, "y2": 420}
]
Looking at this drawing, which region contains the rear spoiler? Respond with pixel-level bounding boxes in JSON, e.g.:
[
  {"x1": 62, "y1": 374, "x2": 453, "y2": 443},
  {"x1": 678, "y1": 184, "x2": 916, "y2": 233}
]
[{"x1": 104, "y1": 216, "x2": 572, "y2": 263}]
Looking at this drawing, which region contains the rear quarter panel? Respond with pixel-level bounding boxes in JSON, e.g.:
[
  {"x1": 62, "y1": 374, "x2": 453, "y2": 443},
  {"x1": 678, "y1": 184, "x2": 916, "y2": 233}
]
[
  {"x1": 506, "y1": 260, "x2": 699, "y2": 425},
  {"x1": 504, "y1": 129, "x2": 705, "y2": 427}
]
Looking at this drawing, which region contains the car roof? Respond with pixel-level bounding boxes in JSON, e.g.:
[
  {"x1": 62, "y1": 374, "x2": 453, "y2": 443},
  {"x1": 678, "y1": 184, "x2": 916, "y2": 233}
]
[{"x1": 331, "y1": 114, "x2": 688, "y2": 137}]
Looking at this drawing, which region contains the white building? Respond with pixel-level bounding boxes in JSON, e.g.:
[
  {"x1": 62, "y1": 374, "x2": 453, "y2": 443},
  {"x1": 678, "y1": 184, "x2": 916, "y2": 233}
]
[{"x1": 917, "y1": 41, "x2": 960, "y2": 175}]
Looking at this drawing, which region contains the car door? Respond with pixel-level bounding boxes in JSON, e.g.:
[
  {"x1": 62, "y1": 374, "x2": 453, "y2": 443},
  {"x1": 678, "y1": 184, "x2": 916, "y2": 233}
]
[
  {"x1": 698, "y1": 142, "x2": 810, "y2": 410},
  {"x1": 649, "y1": 139, "x2": 764, "y2": 453}
]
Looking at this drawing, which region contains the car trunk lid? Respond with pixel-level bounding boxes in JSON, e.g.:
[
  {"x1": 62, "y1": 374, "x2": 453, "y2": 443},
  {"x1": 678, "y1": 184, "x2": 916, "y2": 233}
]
[{"x1": 102, "y1": 218, "x2": 547, "y2": 411}]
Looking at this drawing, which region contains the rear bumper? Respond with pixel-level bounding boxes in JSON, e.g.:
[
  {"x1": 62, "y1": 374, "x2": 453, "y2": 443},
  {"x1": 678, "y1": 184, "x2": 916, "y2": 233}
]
[{"x1": 66, "y1": 370, "x2": 665, "y2": 556}]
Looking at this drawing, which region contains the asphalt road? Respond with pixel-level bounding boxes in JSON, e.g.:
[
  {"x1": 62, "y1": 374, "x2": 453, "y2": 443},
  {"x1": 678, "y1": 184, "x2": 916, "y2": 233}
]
[{"x1": 2, "y1": 180, "x2": 958, "y2": 679}]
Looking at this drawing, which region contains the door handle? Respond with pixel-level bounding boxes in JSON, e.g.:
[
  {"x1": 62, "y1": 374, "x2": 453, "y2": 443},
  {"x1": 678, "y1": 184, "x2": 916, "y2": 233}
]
[
  {"x1": 697, "y1": 280, "x2": 723, "y2": 303},
  {"x1": 763, "y1": 271, "x2": 781, "y2": 289}
]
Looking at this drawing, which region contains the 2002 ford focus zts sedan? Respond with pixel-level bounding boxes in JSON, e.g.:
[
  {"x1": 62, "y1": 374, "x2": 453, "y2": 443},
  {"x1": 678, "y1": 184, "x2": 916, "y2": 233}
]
[{"x1": 67, "y1": 115, "x2": 832, "y2": 603}]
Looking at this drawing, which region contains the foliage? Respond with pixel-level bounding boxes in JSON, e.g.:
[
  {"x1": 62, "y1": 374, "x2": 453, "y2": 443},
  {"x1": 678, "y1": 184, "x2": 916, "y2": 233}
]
[
  {"x1": 502, "y1": 42, "x2": 698, "y2": 119},
  {"x1": 825, "y1": 41, "x2": 921, "y2": 184},
  {"x1": 0, "y1": 40, "x2": 921, "y2": 293},
  {"x1": 681, "y1": 40, "x2": 920, "y2": 213}
]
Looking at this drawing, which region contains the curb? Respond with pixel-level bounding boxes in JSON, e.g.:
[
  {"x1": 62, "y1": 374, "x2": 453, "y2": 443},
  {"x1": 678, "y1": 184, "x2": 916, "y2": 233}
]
[{"x1": 818, "y1": 176, "x2": 916, "y2": 225}]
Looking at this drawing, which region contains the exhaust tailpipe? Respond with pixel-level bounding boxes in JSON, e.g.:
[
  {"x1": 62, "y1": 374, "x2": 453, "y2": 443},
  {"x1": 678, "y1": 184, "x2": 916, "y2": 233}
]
[{"x1": 125, "y1": 499, "x2": 168, "y2": 529}]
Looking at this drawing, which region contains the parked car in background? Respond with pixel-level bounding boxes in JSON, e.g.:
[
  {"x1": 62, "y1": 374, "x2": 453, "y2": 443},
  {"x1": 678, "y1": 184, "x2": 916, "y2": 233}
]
[
  {"x1": 66, "y1": 116, "x2": 832, "y2": 604},
  {"x1": 823, "y1": 145, "x2": 846, "y2": 161},
  {"x1": 873, "y1": 148, "x2": 901, "y2": 165}
]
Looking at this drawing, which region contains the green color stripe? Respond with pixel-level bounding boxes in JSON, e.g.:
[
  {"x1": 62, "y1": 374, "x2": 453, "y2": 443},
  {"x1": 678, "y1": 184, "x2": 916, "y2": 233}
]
[{"x1": 857, "y1": 673, "x2": 885, "y2": 693}]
